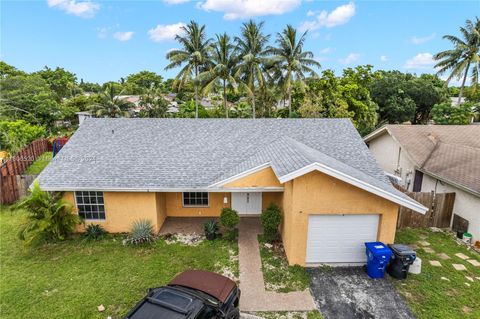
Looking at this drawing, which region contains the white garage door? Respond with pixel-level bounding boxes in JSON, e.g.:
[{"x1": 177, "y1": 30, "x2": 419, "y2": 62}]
[{"x1": 306, "y1": 214, "x2": 379, "y2": 264}]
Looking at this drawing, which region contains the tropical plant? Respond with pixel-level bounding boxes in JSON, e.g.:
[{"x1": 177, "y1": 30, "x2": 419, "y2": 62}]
[
  {"x1": 90, "y1": 84, "x2": 133, "y2": 118},
  {"x1": 203, "y1": 219, "x2": 219, "y2": 240},
  {"x1": 126, "y1": 219, "x2": 155, "y2": 245},
  {"x1": 17, "y1": 182, "x2": 80, "y2": 247},
  {"x1": 267, "y1": 25, "x2": 320, "y2": 117},
  {"x1": 431, "y1": 101, "x2": 475, "y2": 124},
  {"x1": 165, "y1": 21, "x2": 213, "y2": 118},
  {"x1": 235, "y1": 20, "x2": 271, "y2": 118},
  {"x1": 220, "y1": 208, "x2": 239, "y2": 239},
  {"x1": 83, "y1": 224, "x2": 107, "y2": 241},
  {"x1": 260, "y1": 203, "x2": 282, "y2": 242},
  {"x1": 434, "y1": 17, "x2": 480, "y2": 104},
  {"x1": 138, "y1": 84, "x2": 169, "y2": 118},
  {"x1": 197, "y1": 33, "x2": 238, "y2": 117},
  {"x1": 0, "y1": 120, "x2": 46, "y2": 153}
]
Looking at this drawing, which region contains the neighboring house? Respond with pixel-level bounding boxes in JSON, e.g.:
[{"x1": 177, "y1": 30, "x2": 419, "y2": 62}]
[
  {"x1": 37, "y1": 119, "x2": 425, "y2": 266},
  {"x1": 450, "y1": 96, "x2": 466, "y2": 106},
  {"x1": 364, "y1": 125, "x2": 480, "y2": 242}
]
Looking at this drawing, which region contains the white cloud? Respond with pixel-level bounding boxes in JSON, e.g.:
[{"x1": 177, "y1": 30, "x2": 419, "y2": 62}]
[
  {"x1": 410, "y1": 33, "x2": 436, "y2": 45},
  {"x1": 339, "y1": 53, "x2": 360, "y2": 65},
  {"x1": 300, "y1": 2, "x2": 355, "y2": 31},
  {"x1": 148, "y1": 23, "x2": 186, "y2": 42},
  {"x1": 47, "y1": 0, "x2": 99, "y2": 18},
  {"x1": 307, "y1": 10, "x2": 316, "y2": 17},
  {"x1": 404, "y1": 53, "x2": 434, "y2": 69},
  {"x1": 320, "y1": 47, "x2": 333, "y2": 54},
  {"x1": 198, "y1": 0, "x2": 301, "y2": 20},
  {"x1": 380, "y1": 55, "x2": 388, "y2": 62},
  {"x1": 113, "y1": 31, "x2": 134, "y2": 42},
  {"x1": 163, "y1": 0, "x2": 190, "y2": 4}
]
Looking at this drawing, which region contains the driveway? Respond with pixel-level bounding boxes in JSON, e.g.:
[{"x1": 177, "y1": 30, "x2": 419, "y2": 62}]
[{"x1": 308, "y1": 267, "x2": 415, "y2": 319}]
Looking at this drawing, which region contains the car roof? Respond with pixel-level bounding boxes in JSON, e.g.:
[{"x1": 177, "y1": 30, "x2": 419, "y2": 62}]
[{"x1": 169, "y1": 270, "x2": 236, "y2": 303}]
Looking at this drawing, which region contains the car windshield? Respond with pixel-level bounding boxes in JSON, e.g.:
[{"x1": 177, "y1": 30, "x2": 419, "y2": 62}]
[{"x1": 170, "y1": 285, "x2": 220, "y2": 306}]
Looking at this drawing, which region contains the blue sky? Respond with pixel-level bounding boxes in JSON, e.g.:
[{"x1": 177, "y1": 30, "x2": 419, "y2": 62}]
[{"x1": 1, "y1": 0, "x2": 478, "y2": 84}]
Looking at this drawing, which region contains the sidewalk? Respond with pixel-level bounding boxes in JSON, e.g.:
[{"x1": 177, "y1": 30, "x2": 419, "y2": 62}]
[{"x1": 238, "y1": 218, "x2": 316, "y2": 312}]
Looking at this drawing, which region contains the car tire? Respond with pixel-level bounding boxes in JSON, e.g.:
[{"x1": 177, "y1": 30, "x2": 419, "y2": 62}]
[{"x1": 226, "y1": 308, "x2": 240, "y2": 319}]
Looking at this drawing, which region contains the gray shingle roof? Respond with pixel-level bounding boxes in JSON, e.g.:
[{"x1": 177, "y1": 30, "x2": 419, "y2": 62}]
[{"x1": 38, "y1": 118, "x2": 422, "y2": 210}]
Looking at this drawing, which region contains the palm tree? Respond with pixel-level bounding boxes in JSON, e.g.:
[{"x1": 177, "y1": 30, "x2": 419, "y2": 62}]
[
  {"x1": 138, "y1": 84, "x2": 169, "y2": 118},
  {"x1": 434, "y1": 17, "x2": 480, "y2": 105},
  {"x1": 235, "y1": 20, "x2": 270, "y2": 119},
  {"x1": 90, "y1": 84, "x2": 133, "y2": 118},
  {"x1": 197, "y1": 34, "x2": 238, "y2": 118},
  {"x1": 165, "y1": 21, "x2": 213, "y2": 118},
  {"x1": 267, "y1": 25, "x2": 320, "y2": 117}
]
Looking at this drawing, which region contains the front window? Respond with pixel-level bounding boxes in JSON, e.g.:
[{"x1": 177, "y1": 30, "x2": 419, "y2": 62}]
[
  {"x1": 183, "y1": 192, "x2": 209, "y2": 207},
  {"x1": 75, "y1": 191, "x2": 105, "y2": 220}
]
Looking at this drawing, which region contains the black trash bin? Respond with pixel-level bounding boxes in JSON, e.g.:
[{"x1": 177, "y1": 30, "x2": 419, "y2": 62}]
[{"x1": 387, "y1": 244, "x2": 416, "y2": 279}]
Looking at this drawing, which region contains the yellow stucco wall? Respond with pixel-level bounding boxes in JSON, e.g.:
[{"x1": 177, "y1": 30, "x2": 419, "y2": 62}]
[
  {"x1": 281, "y1": 171, "x2": 399, "y2": 266},
  {"x1": 165, "y1": 192, "x2": 230, "y2": 217},
  {"x1": 64, "y1": 191, "x2": 160, "y2": 233},
  {"x1": 262, "y1": 192, "x2": 283, "y2": 211},
  {"x1": 223, "y1": 167, "x2": 282, "y2": 188}
]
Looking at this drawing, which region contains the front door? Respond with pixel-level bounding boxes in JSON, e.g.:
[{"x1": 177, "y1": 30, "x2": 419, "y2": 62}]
[{"x1": 231, "y1": 192, "x2": 262, "y2": 215}]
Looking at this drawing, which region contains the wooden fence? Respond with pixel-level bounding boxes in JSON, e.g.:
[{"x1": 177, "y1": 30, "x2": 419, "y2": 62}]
[
  {"x1": 0, "y1": 139, "x2": 51, "y2": 205},
  {"x1": 394, "y1": 184, "x2": 456, "y2": 229}
]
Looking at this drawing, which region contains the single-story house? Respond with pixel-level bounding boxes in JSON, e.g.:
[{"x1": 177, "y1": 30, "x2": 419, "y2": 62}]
[
  {"x1": 364, "y1": 124, "x2": 480, "y2": 242},
  {"x1": 37, "y1": 118, "x2": 426, "y2": 266}
]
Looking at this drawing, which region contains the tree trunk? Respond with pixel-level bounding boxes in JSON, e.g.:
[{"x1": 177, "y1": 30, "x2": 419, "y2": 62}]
[
  {"x1": 458, "y1": 62, "x2": 470, "y2": 105},
  {"x1": 194, "y1": 65, "x2": 199, "y2": 118},
  {"x1": 223, "y1": 79, "x2": 228, "y2": 118},
  {"x1": 252, "y1": 95, "x2": 256, "y2": 119},
  {"x1": 288, "y1": 86, "x2": 292, "y2": 117}
]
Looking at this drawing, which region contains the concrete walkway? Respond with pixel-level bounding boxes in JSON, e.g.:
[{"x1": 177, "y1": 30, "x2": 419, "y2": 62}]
[{"x1": 239, "y1": 218, "x2": 316, "y2": 312}]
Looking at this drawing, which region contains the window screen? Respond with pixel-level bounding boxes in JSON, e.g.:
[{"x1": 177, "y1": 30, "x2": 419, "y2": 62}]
[
  {"x1": 75, "y1": 191, "x2": 105, "y2": 220},
  {"x1": 183, "y1": 192, "x2": 209, "y2": 207}
]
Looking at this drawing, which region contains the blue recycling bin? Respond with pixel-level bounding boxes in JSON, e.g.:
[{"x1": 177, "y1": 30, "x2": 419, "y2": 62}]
[{"x1": 365, "y1": 242, "x2": 392, "y2": 279}]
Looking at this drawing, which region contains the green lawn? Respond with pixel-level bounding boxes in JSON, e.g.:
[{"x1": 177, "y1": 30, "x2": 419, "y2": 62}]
[
  {"x1": 24, "y1": 152, "x2": 52, "y2": 175},
  {"x1": 258, "y1": 235, "x2": 310, "y2": 293},
  {"x1": 0, "y1": 208, "x2": 238, "y2": 319},
  {"x1": 394, "y1": 228, "x2": 480, "y2": 319}
]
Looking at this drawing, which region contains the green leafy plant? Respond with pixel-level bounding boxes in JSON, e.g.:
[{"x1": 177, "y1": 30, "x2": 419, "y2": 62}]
[
  {"x1": 261, "y1": 203, "x2": 282, "y2": 242},
  {"x1": 83, "y1": 224, "x2": 107, "y2": 241},
  {"x1": 220, "y1": 208, "x2": 239, "y2": 240},
  {"x1": 204, "y1": 219, "x2": 219, "y2": 240},
  {"x1": 126, "y1": 219, "x2": 155, "y2": 245},
  {"x1": 17, "y1": 182, "x2": 80, "y2": 247}
]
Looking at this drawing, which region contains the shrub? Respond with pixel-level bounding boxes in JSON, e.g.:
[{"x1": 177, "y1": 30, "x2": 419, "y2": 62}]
[
  {"x1": 17, "y1": 182, "x2": 80, "y2": 247},
  {"x1": 220, "y1": 208, "x2": 239, "y2": 240},
  {"x1": 0, "y1": 120, "x2": 46, "y2": 154},
  {"x1": 261, "y1": 203, "x2": 282, "y2": 242},
  {"x1": 204, "y1": 220, "x2": 219, "y2": 240},
  {"x1": 126, "y1": 219, "x2": 155, "y2": 245},
  {"x1": 83, "y1": 224, "x2": 107, "y2": 241}
]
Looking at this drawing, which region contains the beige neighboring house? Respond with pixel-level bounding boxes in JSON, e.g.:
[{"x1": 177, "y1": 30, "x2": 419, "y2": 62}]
[{"x1": 364, "y1": 125, "x2": 480, "y2": 242}]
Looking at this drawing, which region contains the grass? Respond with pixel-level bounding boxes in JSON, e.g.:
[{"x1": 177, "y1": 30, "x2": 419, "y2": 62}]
[
  {"x1": 258, "y1": 235, "x2": 310, "y2": 293},
  {"x1": 0, "y1": 208, "x2": 238, "y2": 319},
  {"x1": 24, "y1": 152, "x2": 52, "y2": 175},
  {"x1": 394, "y1": 228, "x2": 480, "y2": 319},
  {"x1": 254, "y1": 310, "x2": 323, "y2": 319}
]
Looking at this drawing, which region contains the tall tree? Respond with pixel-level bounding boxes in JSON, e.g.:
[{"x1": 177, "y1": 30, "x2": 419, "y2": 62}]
[
  {"x1": 267, "y1": 25, "x2": 320, "y2": 117},
  {"x1": 434, "y1": 17, "x2": 480, "y2": 104},
  {"x1": 235, "y1": 20, "x2": 270, "y2": 119},
  {"x1": 197, "y1": 33, "x2": 238, "y2": 118},
  {"x1": 90, "y1": 84, "x2": 133, "y2": 118},
  {"x1": 165, "y1": 21, "x2": 212, "y2": 118}
]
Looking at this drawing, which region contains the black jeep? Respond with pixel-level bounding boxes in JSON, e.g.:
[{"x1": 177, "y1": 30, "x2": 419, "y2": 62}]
[{"x1": 125, "y1": 270, "x2": 240, "y2": 319}]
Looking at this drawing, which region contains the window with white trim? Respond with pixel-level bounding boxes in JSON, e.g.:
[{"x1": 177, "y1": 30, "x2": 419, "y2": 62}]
[
  {"x1": 183, "y1": 192, "x2": 209, "y2": 207},
  {"x1": 75, "y1": 191, "x2": 105, "y2": 220}
]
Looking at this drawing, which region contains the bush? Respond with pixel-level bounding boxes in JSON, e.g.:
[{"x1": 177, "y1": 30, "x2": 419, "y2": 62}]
[
  {"x1": 204, "y1": 220, "x2": 219, "y2": 240},
  {"x1": 126, "y1": 219, "x2": 155, "y2": 245},
  {"x1": 17, "y1": 182, "x2": 80, "y2": 247},
  {"x1": 261, "y1": 203, "x2": 282, "y2": 242},
  {"x1": 83, "y1": 224, "x2": 107, "y2": 241},
  {"x1": 220, "y1": 208, "x2": 239, "y2": 240},
  {"x1": 0, "y1": 120, "x2": 46, "y2": 154}
]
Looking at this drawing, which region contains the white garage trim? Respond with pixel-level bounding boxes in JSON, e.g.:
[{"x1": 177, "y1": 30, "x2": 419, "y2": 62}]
[{"x1": 306, "y1": 214, "x2": 380, "y2": 265}]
